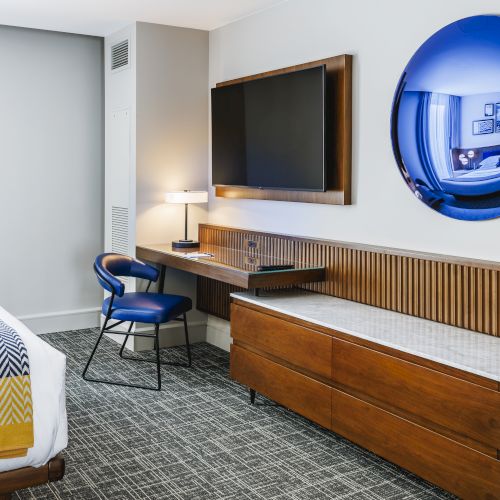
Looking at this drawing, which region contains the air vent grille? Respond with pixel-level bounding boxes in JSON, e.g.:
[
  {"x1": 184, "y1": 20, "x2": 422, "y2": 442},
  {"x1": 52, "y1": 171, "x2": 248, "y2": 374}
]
[
  {"x1": 111, "y1": 206, "x2": 128, "y2": 254},
  {"x1": 111, "y1": 206, "x2": 129, "y2": 285},
  {"x1": 111, "y1": 39, "x2": 129, "y2": 71}
]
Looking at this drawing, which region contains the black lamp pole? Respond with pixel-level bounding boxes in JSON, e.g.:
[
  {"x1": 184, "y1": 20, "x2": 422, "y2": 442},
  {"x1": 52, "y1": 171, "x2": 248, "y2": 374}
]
[
  {"x1": 184, "y1": 202, "x2": 189, "y2": 241},
  {"x1": 170, "y1": 189, "x2": 205, "y2": 249}
]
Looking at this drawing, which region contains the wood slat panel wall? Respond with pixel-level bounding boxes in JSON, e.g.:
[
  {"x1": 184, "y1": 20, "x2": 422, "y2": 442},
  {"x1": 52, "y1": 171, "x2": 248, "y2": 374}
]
[{"x1": 196, "y1": 224, "x2": 500, "y2": 337}]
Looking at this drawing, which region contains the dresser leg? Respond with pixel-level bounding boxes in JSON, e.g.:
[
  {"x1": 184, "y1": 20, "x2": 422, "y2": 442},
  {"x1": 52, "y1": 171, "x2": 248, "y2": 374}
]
[{"x1": 250, "y1": 389, "x2": 256, "y2": 404}]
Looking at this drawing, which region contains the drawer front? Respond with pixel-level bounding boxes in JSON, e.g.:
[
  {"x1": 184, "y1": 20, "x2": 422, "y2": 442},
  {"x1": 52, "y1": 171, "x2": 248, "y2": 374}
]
[
  {"x1": 230, "y1": 345, "x2": 332, "y2": 429},
  {"x1": 332, "y1": 338, "x2": 500, "y2": 450},
  {"x1": 231, "y1": 303, "x2": 332, "y2": 378},
  {"x1": 331, "y1": 390, "x2": 500, "y2": 500}
]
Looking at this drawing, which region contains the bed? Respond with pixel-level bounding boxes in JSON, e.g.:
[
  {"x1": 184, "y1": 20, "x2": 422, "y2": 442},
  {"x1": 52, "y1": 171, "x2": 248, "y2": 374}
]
[
  {"x1": 0, "y1": 306, "x2": 67, "y2": 498},
  {"x1": 444, "y1": 147, "x2": 500, "y2": 196}
]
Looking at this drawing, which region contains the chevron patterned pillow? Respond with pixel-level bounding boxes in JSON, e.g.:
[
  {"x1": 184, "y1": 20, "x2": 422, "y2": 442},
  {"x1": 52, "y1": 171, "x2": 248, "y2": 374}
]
[{"x1": 0, "y1": 319, "x2": 33, "y2": 458}]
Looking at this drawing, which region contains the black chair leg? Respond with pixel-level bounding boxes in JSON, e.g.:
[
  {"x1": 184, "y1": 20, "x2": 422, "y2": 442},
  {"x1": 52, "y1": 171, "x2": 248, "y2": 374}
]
[
  {"x1": 120, "y1": 315, "x2": 192, "y2": 368},
  {"x1": 82, "y1": 317, "x2": 109, "y2": 380},
  {"x1": 155, "y1": 323, "x2": 161, "y2": 390},
  {"x1": 119, "y1": 322, "x2": 134, "y2": 358},
  {"x1": 250, "y1": 389, "x2": 256, "y2": 405},
  {"x1": 82, "y1": 319, "x2": 161, "y2": 391},
  {"x1": 183, "y1": 313, "x2": 192, "y2": 367}
]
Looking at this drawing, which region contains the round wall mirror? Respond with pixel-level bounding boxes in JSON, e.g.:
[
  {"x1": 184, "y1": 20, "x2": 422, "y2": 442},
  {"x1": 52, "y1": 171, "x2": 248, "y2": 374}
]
[{"x1": 391, "y1": 15, "x2": 500, "y2": 221}]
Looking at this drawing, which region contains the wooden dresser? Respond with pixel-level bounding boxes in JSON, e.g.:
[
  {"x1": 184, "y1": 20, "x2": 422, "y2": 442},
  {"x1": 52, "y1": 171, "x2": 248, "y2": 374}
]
[{"x1": 229, "y1": 291, "x2": 500, "y2": 500}]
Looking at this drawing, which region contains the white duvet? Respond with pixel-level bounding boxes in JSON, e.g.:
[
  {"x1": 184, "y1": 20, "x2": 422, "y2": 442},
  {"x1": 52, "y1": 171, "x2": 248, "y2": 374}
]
[{"x1": 0, "y1": 306, "x2": 67, "y2": 473}]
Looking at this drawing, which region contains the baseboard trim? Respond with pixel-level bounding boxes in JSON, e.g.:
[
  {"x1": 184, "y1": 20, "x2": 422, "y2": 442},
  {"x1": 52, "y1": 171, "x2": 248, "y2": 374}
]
[
  {"x1": 134, "y1": 321, "x2": 207, "y2": 334},
  {"x1": 18, "y1": 307, "x2": 101, "y2": 335},
  {"x1": 206, "y1": 315, "x2": 231, "y2": 352},
  {"x1": 131, "y1": 321, "x2": 207, "y2": 351},
  {"x1": 17, "y1": 308, "x2": 230, "y2": 353}
]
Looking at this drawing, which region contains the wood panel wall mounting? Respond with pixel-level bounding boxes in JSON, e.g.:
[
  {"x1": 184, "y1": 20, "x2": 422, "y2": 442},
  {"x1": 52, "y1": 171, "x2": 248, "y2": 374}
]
[
  {"x1": 214, "y1": 54, "x2": 352, "y2": 205},
  {"x1": 196, "y1": 224, "x2": 500, "y2": 337}
]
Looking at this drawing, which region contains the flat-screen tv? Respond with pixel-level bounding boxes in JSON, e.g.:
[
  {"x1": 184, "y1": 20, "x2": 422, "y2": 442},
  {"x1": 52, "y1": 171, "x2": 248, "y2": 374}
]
[{"x1": 211, "y1": 65, "x2": 326, "y2": 192}]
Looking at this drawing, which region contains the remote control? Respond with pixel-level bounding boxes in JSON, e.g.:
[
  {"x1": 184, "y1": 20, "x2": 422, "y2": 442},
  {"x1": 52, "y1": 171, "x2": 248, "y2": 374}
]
[{"x1": 257, "y1": 264, "x2": 295, "y2": 272}]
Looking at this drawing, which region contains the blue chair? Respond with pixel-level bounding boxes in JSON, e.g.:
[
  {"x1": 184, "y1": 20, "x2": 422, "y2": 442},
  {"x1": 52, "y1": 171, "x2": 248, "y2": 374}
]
[{"x1": 82, "y1": 253, "x2": 192, "y2": 390}]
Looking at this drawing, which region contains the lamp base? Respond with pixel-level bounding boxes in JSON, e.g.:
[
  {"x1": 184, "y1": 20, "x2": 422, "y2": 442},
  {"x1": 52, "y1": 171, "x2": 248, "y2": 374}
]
[{"x1": 172, "y1": 240, "x2": 200, "y2": 249}]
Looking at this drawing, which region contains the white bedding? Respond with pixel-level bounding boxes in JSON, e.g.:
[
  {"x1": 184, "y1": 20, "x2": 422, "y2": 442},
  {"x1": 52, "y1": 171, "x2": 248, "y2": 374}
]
[{"x1": 0, "y1": 306, "x2": 67, "y2": 473}]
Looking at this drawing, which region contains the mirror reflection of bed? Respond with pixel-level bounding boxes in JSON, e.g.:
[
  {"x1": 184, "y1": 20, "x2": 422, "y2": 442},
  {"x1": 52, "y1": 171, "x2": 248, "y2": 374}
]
[
  {"x1": 443, "y1": 146, "x2": 500, "y2": 196},
  {"x1": 392, "y1": 15, "x2": 500, "y2": 220},
  {"x1": 396, "y1": 88, "x2": 500, "y2": 217}
]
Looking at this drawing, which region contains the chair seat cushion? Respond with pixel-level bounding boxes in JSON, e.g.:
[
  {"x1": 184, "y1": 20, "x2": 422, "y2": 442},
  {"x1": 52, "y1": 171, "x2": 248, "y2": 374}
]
[{"x1": 102, "y1": 292, "x2": 192, "y2": 324}]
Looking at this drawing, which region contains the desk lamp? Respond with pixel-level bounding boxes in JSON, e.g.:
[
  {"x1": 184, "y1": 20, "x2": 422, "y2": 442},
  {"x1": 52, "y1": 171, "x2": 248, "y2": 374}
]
[{"x1": 165, "y1": 190, "x2": 208, "y2": 249}]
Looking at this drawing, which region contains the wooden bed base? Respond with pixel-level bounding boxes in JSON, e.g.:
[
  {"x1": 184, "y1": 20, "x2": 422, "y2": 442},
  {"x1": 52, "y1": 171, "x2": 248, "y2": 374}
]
[{"x1": 0, "y1": 454, "x2": 65, "y2": 499}]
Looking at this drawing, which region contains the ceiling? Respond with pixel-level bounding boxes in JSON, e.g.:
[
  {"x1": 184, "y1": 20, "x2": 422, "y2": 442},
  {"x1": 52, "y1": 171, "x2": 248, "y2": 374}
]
[{"x1": 0, "y1": 0, "x2": 287, "y2": 36}]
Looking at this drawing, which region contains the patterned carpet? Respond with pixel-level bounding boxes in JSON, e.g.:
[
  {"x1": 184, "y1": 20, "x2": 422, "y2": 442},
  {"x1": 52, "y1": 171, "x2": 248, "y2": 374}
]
[{"x1": 16, "y1": 329, "x2": 453, "y2": 500}]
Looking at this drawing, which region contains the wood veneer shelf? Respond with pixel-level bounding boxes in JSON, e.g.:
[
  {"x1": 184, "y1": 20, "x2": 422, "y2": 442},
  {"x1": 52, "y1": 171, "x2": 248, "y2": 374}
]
[
  {"x1": 136, "y1": 243, "x2": 325, "y2": 289},
  {"x1": 214, "y1": 54, "x2": 352, "y2": 205}
]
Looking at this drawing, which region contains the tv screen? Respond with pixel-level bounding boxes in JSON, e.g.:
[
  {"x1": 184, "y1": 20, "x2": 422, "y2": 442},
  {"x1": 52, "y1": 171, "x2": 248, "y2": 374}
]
[{"x1": 211, "y1": 65, "x2": 326, "y2": 191}]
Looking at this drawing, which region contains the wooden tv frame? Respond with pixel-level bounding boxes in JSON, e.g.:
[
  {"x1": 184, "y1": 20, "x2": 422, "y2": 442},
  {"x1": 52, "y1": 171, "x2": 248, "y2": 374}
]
[{"x1": 214, "y1": 54, "x2": 353, "y2": 205}]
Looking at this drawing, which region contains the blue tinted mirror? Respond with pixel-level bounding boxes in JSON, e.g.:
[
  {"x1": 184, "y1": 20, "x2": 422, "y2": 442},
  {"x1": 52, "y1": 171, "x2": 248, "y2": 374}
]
[{"x1": 392, "y1": 15, "x2": 500, "y2": 220}]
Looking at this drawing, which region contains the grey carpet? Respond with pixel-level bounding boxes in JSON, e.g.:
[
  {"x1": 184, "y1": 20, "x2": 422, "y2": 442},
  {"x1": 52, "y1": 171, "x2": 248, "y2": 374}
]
[{"x1": 16, "y1": 329, "x2": 454, "y2": 500}]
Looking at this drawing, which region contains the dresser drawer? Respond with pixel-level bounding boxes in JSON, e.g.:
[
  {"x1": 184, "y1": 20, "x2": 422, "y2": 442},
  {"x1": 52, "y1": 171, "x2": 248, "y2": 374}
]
[
  {"x1": 331, "y1": 389, "x2": 500, "y2": 500},
  {"x1": 231, "y1": 303, "x2": 332, "y2": 378},
  {"x1": 332, "y1": 338, "x2": 500, "y2": 450},
  {"x1": 230, "y1": 345, "x2": 332, "y2": 429}
]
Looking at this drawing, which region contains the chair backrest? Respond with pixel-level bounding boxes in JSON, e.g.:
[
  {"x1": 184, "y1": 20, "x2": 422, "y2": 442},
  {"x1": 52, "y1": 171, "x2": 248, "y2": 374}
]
[{"x1": 94, "y1": 253, "x2": 159, "y2": 297}]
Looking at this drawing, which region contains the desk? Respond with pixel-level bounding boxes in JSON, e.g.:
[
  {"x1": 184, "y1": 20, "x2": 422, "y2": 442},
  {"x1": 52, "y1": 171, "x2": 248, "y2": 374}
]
[{"x1": 136, "y1": 243, "x2": 326, "y2": 292}]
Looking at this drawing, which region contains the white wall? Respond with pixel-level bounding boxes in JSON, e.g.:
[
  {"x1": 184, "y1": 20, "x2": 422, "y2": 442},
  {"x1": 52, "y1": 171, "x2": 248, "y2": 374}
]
[
  {"x1": 460, "y1": 92, "x2": 500, "y2": 148},
  {"x1": 135, "y1": 22, "x2": 209, "y2": 345},
  {"x1": 136, "y1": 22, "x2": 209, "y2": 248},
  {"x1": 0, "y1": 26, "x2": 104, "y2": 333},
  {"x1": 208, "y1": 0, "x2": 500, "y2": 261}
]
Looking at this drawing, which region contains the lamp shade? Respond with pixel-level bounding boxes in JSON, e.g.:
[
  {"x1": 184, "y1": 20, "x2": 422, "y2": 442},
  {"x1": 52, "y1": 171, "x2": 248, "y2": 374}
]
[{"x1": 165, "y1": 191, "x2": 208, "y2": 204}]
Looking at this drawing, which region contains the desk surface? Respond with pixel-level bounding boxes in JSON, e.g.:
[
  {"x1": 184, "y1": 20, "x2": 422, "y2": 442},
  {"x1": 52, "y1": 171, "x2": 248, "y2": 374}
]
[{"x1": 137, "y1": 243, "x2": 326, "y2": 289}]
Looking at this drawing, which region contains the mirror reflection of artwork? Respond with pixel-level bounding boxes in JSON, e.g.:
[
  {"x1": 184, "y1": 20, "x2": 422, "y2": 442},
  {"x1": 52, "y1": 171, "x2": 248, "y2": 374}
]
[
  {"x1": 391, "y1": 15, "x2": 500, "y2": 220},
  {"x1": 473, "y1": 120, "x2": 494, "y2": 136}
]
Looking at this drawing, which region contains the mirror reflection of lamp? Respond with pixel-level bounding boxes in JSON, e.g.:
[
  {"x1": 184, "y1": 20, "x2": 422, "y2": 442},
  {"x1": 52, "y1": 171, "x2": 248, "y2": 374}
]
[
  {"x1": 458, "y1": 153, "x2": 468, "y2": 171},
  {"x1": 467, "y1": 150, "x2": 475, "y2": 170}
]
